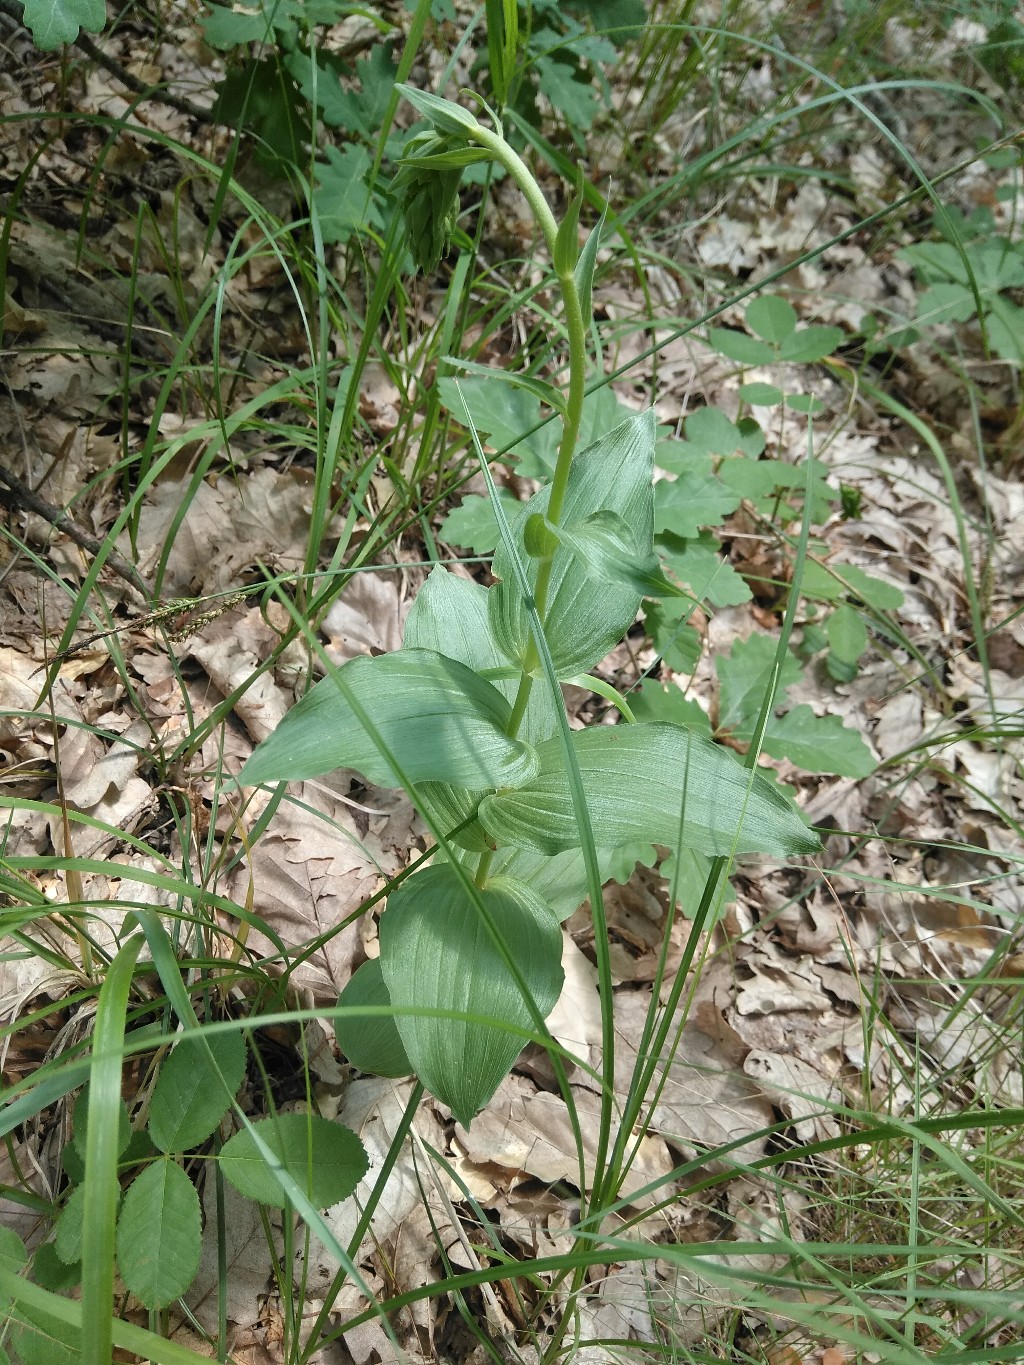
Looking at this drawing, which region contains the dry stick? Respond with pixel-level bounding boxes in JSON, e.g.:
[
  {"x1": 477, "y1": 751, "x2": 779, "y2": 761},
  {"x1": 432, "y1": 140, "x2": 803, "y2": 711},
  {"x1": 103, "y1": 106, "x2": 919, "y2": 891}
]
[{"x1": 0, "y1": 459, "x2": 149, "y2": 596}]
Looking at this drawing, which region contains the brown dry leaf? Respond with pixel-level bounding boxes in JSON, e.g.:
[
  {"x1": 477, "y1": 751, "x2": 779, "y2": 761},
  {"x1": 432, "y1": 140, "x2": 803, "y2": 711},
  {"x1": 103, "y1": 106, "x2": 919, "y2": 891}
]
[
  {"x1": 454, "y1": 1073, "x2": 673, "y2": 1207},
  {"x1": 229, "y1": 782, "x2": 407, "y2": 998},
  {"x1": 321, "y1": 569, "x2": 409, "y2": 664},
  {"x1": 544, "y1": 933, "x2": 603, "y2": 1073},
  {"x1": 186, "y1": 607, "x2": 290, "y2": 746},
  {"x1": 734, "y1": 947, "x2": 829, "y2": 1017},
  {"x1": 125, "y1": 468, "x2": 314, "y2": 597},
  {"x1": 186, "y1": 1177, "x2": 283, "y2": 1336},
  {"x1": 304, "y1": 1077, "x2": 452, "y2": 1295},
  {"x1": 743, "y1": 1050, "x2": 842, "y2": 1142},
  {"x1": 615, "y1": 992, "x2": 774, "y2": 1168},
  {"x1": 574, "y1": 1264, "x2": 655, "y2": 1362}
]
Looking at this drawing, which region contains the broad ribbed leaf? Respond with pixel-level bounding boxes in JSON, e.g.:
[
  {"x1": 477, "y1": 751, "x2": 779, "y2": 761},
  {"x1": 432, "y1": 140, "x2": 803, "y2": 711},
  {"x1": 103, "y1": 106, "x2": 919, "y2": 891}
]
[
  {"x1": 478, "y1": 723, "x2": 820, "y2": 858},
  {"x1": 220, "y1": 1114, "x2": 368, "y2": 1209},
  {"x1": 115, "y1": 1159, "x2": 201, "y2": 1309},
  {"x1": 336, "y1": 960, "x2": 412, "y2": 1078},
  {"x1": 404, "y1": 567, "x2": 557, "y2": 747},
  {"x1": 379, "y1": 864, "x2": 564, "y2": 1126},
  {"x1": 552, "y1": 511, "x2": 692, "y2": 600},
  {"x1": 149, "y1": 1029, "x2": 246, "y2": 1154},
  {"x1": 489, "y1": 411, "x2": 657, "y2": 677},
  {"x1": 238, "y1": 649, "x2": 537, "y2": 791},
  {"x1": 415, "y1": 781, "x2": 491, "y2": 851}
]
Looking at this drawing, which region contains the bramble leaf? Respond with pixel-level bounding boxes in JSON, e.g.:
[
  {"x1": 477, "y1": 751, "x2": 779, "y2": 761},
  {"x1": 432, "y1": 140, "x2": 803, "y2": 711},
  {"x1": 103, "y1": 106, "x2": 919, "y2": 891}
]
[
  {"x1": 761, "y1": 706, "x2": 875, "y2": 777},
  {"x1": 149, "y1": 1030, "x2": 246, "y2": 1155},
  {"x1": 115, "y1": 1159, "x2": 201, "y2": 1309},
  {"x1": 716, "y1": 633, "x2": 801, "y2": 734},
  {"x1": 19, "y1": 0, "x2": 105, "y2": 48},
  {"x1": 439, "y1": 490, "x2": 522, "y2": 554},
  {"x1": 220, "y1": 1115, "x2": 368, "y2": 1209}
]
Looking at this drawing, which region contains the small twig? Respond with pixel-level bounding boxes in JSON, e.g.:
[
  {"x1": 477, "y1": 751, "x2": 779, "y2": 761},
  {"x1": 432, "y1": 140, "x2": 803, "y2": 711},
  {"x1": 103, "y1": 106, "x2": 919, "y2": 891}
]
[
  {"x1": 0, "y1": 459, "x2": 149, "y2": 596},
  {"x1": 70, "y1": 27, "x2": 215, "y2": 123}
]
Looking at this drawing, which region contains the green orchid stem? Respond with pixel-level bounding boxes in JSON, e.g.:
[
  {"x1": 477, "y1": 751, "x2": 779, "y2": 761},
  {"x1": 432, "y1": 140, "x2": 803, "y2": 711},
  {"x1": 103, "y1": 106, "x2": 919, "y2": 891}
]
[
  {"x1": 464, "y1": 123, "x2": 588, "y2": 631},
  {"x1": 464, "y1": 119, "x2": 619, "y2": 1357},
  {"x1": 468, "y1": 123, "x2": 589, "y2": 895}
]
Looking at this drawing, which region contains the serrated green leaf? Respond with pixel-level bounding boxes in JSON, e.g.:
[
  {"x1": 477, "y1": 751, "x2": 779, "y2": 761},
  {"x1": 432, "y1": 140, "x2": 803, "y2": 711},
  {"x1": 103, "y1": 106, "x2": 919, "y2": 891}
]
[
  {"x1": 659, "y1": 531, "x2": 752, "y2": 607},
  {"x1": 683, "y1": 405, "x2": 743, "y2": 455},
  {"x1": 479, "y1": 723, "x2": 819, "y2": 858},
  {"x1": 747, "y1": 295, "x2": 797, "y2": 343},
  {"x1": 336, "y1": 960, "x2": 412, "y2": 1078},
  {"x1": 535, "y1": 54, "x2": 599, "y2": 130},
  {"x1": 489, "y1": 411, "x2": 657, "y2": 677},
  {"x1": 987, "y1": 293, "x2": 1024, "y2": 363},
  {"x1": 0, "y1": 1228, "x2": 27, "y2": 1291},
  {"x1": 438, "y1": 490, "x2": 521, "y2": 554},
  {"x1": 237, "y1": 649, "x2": 538, "y2": 791},
  {"x1": 54, "y1": 1185, "x2": 88, "y2": 1266},
  {"x1": 20, "y1": 0, "x2": 105, "y2": 48},
  {"x1": 719, "y1": 456, "x2": 790, "y2": 499},
  {"x1": 314, "y1": 144, "x2": 383, "y2": 246},
  {"x1": 916, "y1": 282, "x2": 976, "y2": 326},
  {"x1": 31, "y1": 1245, "x2": 79, "y2": 1294},
  {"x1": 643, "y1": 599, "x2": 702, "y2": 672},
  {"x1": 717, "y1": 633, "x2": 802, "y2": 734},
  {"x1": 630, "y1": 679, "x2": 711, "y2": 732},
  {"x1": 220, "y1": 1114, "x2": 368, "y2": 1209},
  {"x1": 762, "y1": 706, "x2": 874, "y2": 777},
  {"x1": 438, "y1": 374, "x2": 559, "y2": 476},
  {"x1": 115, "y1": 1160, "x2": 201, "y2": 1309},
  {"x1": 707, "y1": 327, "x2": 775, "y2": 365},
  {"x1": 826, "y1": 603, "x2": 868, "y2": 664},
  {"x1": 654, "y1": 470, "x2": 741, "y2": 537},
  {"x1": 779, "y1": 325, "x2": 845, "y2": 362},
  {"x1": 148, "y1": 1030, "x2": 246, "y2": 1154},
  {"x1": 307, "y1": 42, "x2": 396, "y2": 136},
  {"x1": 73, "y1": 1084, "x2": 130, "y2": 1161},
  {"x1": 739, "y1": 382, "x2": 784, "y2": 406},
  {"x1": 380, "y1": 864, "x2": 563, "y2": 1126},
  {"x1": 201, "y1": 2, "x2": 276, "y2": 48}
]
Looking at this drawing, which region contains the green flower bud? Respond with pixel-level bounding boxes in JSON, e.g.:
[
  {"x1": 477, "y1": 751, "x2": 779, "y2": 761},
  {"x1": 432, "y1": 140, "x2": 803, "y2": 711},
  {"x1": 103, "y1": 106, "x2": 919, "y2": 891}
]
[{"x1": 393, "y1": 131, "x2": 465, "y2": 273}]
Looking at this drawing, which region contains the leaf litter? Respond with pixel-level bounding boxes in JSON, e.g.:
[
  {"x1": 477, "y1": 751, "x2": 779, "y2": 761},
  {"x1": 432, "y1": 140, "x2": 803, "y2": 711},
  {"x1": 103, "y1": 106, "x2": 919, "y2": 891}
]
[{"x1": 2, "y1": 9, "x2": 1023, "y2": 1363}]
